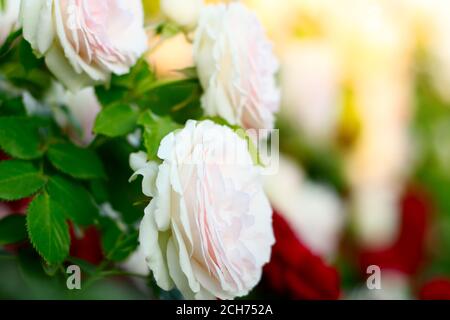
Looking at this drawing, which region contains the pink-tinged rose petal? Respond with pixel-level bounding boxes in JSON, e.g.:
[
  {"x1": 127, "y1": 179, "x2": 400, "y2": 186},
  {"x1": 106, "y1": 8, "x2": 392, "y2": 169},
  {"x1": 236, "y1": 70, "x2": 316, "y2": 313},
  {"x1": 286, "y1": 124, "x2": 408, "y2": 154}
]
[{"x1": 133, "y1": 120, "x2": 274, "y2": 299}]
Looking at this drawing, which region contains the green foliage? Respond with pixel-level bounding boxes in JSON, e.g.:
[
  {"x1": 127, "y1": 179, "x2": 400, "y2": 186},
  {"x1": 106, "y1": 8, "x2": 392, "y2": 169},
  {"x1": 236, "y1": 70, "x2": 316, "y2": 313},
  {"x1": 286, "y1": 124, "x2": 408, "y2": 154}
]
[
  {"x1": 97, "y1": 139, "x2": 146, "y2": 225},
  {"x1": 100, "y1": 218, "x2": 138, "y2": 262},
  {"x1": 94, "y1": 103, "x2": 140, "y2": 137},
  {"x1": 0, "y1": 96, "x2": 27, "y2": 116},
  {"x1": 47, "y1": 142, "x2": 106, "y2": 180},
  {"x1": 0, "y1": 38, "x2": 52, "y2": 98},
  {"x1": 140, "y1": 78, "x2": 203, "y2": 122},
  {"x1": 0, "y1": 26, "x2": 207, "y2": 297},
  {"x1": 47, "y1": 175, "x2": 98, "y2": 226},
  {"x1": 0, "y1": 29, "x2": 22, "y2": 59},
  {"x1": 94, "y1": 60, "x2": 203, "y2": 136},
  {"x1": 155, "y1": 21, "x2": 182, "y2": 39},
  {"x1": 0, "y1": 215, "x2": 27, "y2": 245},
  {"x1": 0, "y1": 117, "x2": 47, "y2": 159},
  {"x1": 95, "y1": 59, "x2": 156, "y2": 108},
  {"x1": 139, "y1": 111, "x2": 181, "y2": 160},
  {"x1": 413, "y1": 72, "x2": 450, "y2": 274},
  {"x1": 277, "y1": 116, "x2": 346, "y2": 192},
  {"x1": 19, "y1": 40, "x2": 42, "y2": 72},
  {"x1": 0, "y1": 160, "x2": 46, "y2": 200},
  {"x1": 26, "y1": 192, "x2": 70, "y2": 264}
]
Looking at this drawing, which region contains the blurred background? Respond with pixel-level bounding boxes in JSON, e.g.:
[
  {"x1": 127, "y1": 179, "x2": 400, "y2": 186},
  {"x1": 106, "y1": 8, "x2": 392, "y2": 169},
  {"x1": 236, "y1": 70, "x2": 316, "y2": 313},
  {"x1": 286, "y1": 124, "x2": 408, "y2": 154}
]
[
  {"x1": 2, "y1": 0, "x2": 450, "y2": 299},
  {"x1": 146, "y1": 0, "x2": 450, "y2": 300}
]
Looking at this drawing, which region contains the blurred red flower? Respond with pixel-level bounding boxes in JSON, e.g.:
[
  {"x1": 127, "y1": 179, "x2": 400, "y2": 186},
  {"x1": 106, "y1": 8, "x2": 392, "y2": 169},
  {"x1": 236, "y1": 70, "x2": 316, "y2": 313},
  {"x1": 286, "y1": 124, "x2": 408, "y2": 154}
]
[
  {"x1": 0, "y1": 197, "x2": 32, "y2": 217},
  {"x1": 419, "y1": 278, "x2": 450, "y2": 300},
  {"x1": 69, "y1": 224, "x2": 104, "y2": 265},
  {"x1": 0, "y1": 150, "x2": 9, "y2": 161},
  {"x1": 263, "y1": 211, "x2": 341, "y2": 300},
  {"x1": 358, "y1": 185, "x2": 431, "y2": 276}
]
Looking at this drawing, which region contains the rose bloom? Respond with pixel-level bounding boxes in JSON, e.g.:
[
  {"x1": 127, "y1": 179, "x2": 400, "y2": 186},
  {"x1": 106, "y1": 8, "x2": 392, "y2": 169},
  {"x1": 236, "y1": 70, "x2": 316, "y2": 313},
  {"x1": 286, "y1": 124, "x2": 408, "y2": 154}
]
[
  {"x1": 160, "y1": 0, "x2": 203, "y2": 29},
  {"x1": 130, "y1": 120, "x2": 274, "y2": 299},
  {"x1": 281, "y1": 41, "x2": 341, "y2": 145},
  {"x1": 21, "y1": 0, "x2": 148, "y2": 91},
  {"x1": 69, "y1": 223, "x2": 103, "y2": 265},
  {"x1": 263, "y1": 211, "x2": 341, "y2": 300},
  {"x1": 0, "y1": 0, "x2": 21, "y2": 46},
  {"x1": 358, "y1": 185, "x2": 431, "y2": 277},
  {"x1": 419, "y1": 278, "x2": 450, "y2": 300},
  {"x1": 193, "y1": 3, "x2": 280, "y2": 131}
]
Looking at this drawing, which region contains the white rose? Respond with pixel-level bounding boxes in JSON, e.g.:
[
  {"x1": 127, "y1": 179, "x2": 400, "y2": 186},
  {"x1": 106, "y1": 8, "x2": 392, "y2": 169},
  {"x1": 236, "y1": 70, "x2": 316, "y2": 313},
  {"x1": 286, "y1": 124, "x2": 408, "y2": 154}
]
[
  {"x1": 352, "y1": 185, "x2": 401, "y2": 249},
  {"x1": 20, "y1": 0, "x2": 148, "y2": 91},
  {"x1": 281, "y1": 41, "x2": 341, "y2": 145},
  {"x1": 130, "y1": 120, "x2": 274, "y2": 299},
  {"x1": 160, "y1": 0, "x2": 203, "y2": 29},
  {"x1": 193, "y1": 3, "x2": 280, "y2": 131},
  {"x1": 0, "y1": 0, "x2": 21, "y2": 45}
]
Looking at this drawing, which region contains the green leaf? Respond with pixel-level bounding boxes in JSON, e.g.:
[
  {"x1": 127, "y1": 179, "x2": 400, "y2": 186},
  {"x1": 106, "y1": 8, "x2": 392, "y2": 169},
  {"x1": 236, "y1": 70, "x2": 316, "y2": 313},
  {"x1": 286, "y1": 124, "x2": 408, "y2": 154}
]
[
  {"x1": 0, "y1": 96, "x2": 27, "y2": 116},
  {"x1": 0, "y1": 214, "x2": 27, "y2": 245},
  {"x1": 101, "y1": 218, "x2": 138, "y2": 262},
  {"x1": 66, "y1": 257, "x2": 97, "y2": 276},
  {"x1": 19, "y1": 39, "x2": 43, "y2": 72},
  {"x1": 94, "y1": 103, "x2": 139, "y2": 137},
  {"x1": 0, "y1": 117, "x2": 47, "y2": 159},
  {"x1": 0, "y1": 160, "x2": 46, "y2": 200},
  {"x1": 111, "y1": 58, "x2": 155, "y2": 91},
  {"x1": 0, "y1": 28, "x2": 22, "y2": 59},
  {"x1": 177, "y1": 66, "x2": 198, "y2": 79},
  {"x1": 1, "y1": 62, "x2": 53, "y2": 99},
  {"x1": 26, "y1": 192, "x2": 70, "y2": 264},
  {"x1": 47, "y1": 175, "x2": 98, "y2": 226},
  {"x1": 89, "y1": 179, "x2": 109, "y2": 204},
  {"x1": 155, "y1": 21, "x2": 181, "y2": 38},
  {"x1": 139, "y1": 111, "x2": 181, "y2": 160},
  {"x1": 94, "y1": 59, "x2": 156, "y2": 107},
  {"x1": 47, "y1": 142, "x2": 106, "y2": 179},
  {"x1": 97, "y1": 139, "x2": 146, "y2": 224},
  {"x1": 95, "y1": 85, "x2": 128, "y2": 107},
  {"x1": 139, "y1": 78, "x2": 202, "y2": 121}
]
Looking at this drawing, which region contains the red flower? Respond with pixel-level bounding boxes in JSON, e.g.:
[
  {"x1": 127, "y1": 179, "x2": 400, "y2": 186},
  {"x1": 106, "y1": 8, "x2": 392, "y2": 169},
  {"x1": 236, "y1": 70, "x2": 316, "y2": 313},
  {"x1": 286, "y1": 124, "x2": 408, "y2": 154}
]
[
  {"x1": 419, "y1": 278, "x2": 450, "y2": 300},
  {"x1": 0, "y1": 150, "x2": 10, "y2": 161},
  {"x1": 358, "y1": 185, "x2": 430, "y2": 276},
  {"x1": 263, "y1": 211, "x2": 341, "y2": 300},
  {"x1": 69, "y1": 224, "x2": 104, "y2": 265}
]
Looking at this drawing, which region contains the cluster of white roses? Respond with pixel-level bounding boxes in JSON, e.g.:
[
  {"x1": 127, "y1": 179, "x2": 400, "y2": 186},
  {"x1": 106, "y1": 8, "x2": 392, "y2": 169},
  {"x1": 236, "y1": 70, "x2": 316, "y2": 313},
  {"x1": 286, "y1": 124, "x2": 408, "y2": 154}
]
[
  {"x1": 142, "y1": 1, "x2": 279, "y2": 299},
  {"x1": 139, "y1": 1, "x2": 279, "y2": 299},
  {"x1": 14, "y1": 0, "x2": 279, "y2": 299}
]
